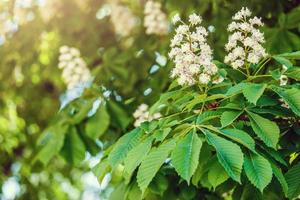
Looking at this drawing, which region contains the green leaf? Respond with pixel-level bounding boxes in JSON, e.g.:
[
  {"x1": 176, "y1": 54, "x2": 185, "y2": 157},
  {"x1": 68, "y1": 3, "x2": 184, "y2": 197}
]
[
  {"x1": 244, "y1": 152, "x2": 273, "y2": 192},
  {"x1": 204, "y1": 129, "x2": 244, "y2": 183},
  {"x1": 60, "y1": 128, "x2": 86, "y2": 166},
  {"x1": 271, "y1": 164, "x2": 288, "y2": 196},
  {"x1": 191, "y1": 143, "x2": 213, "y2": 186},
  {"x1": 171, "y1": 131, "x2": 202, "y2": 183},
  {"x1": 107, "y1": 101, "x2": 131, "y2": 130},
  {"x1": 247, "y1": 111, "x2": 280, "y2": 148},
  {"x1": 196, "y1": 110, "x2": 222, "y2": 124},
  {"x1": 123, "y1": 137, "x2": 153, "y2": 183},
  {"x1": 285, "y1": 162, "x2": 300, "y2": 199},
  {"x1": 149, "y1": 173, "x2": 169, "y2": 196},
  {"x1": 271, "y1": 86, "x2": 300, "y2": 116},
  {"x1": 85, "y1": 104, "x2": 110, "y2": 139},
  {"x1": 284, "y1": 67, "x2": 300, "y2": 81},
  {"x1": 137, "y1": 140, "x2": 176, "y2": 193},
  {"x1": 154, "y1": 128, "x2": 172, "y2": 142},
  {"x1": 242, "y1": 83, "x2": 266, "y2": 105},
  {"x1": 220, "y1": 110, "x2": 243, "y2": 127},
  {"x1": 273, "y1": 56, "x2": 293, "y2": 68},
  {"x1": 208, "y1": 159, "x2": 229, "y2": 190},
  {"x1": 33, "y1": 124, "x2": 68, "y2": 165},
  {"x1": 92, "y1": 160, "x2": 110, "y2": 181},
  {"x1": 220, "y1": 129, "x2": 256, "y2": 152},
  {"x1": 277, "y1": 51, "x2": 300, "y2": 60},
  {"x1": 108, "y1": 128, "x2": 143, "y2": 167},
  {"x1": 226, "y1": 82, "x2": 248, "y2": 96}
]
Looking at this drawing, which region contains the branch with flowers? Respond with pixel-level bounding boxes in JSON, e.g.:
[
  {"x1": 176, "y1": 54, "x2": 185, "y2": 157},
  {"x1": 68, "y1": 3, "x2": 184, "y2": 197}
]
[{"x1": 93, "y1": 7, "x2": 300, "y2": 199}]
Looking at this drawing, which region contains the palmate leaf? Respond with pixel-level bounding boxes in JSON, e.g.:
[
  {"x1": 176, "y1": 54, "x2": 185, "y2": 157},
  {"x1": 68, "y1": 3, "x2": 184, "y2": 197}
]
[
  {"x1": 123, "y1": 137, "x2": 153, "y2": 183},
  {"x1": 219, "y1": 129, "x2": 256, "y2": 152},
  {"x1": 242, "y1": 83, "x2": 266, "y2": 105},
  {"x1": 220, "y1": 110, "x2": 243, "y2": 127},
  {"x1": 271, "y1": 86, "x2": 300, "y2": 116},
  {"x1": 108, "y1": 128, "x2": 143, "y2": 167},
  {"x1": 285, "y1": 162, "x2": 300, "y2": 199},
  {"x1": 137, "y1": 140, "x2": 176, "y2": 193},
  {"x1": 247, "y1": 111, "x2": 280, "y2": 149},
  {"x1": 204, "y1": 129, "x2": 244, "y2": 183},
  {"x1": 244, "y1": 152, "x2": 273, "y2": 192},
  {"x1": 171, "y1": 131, "x2": 202, "y2": 183}
]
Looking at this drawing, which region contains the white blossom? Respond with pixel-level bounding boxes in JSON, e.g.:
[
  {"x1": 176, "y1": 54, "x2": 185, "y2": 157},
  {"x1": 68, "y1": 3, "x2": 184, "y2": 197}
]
[
  {"x1": 172, "y1": 14, "x2": 181, "y2": 24},
  {"x1": 133, "y1": 104, "x2": 161, "y2": 127},
  {"x1": 189, "y1": 13, "x2": 202, "y2": 25},
  {"x1": 168, "y1": 13, "x2": 221, "y2": 86},
  {"x1": 58, "y1": 46, "x2": 91, "y2": 89},
  {"x1": 225, "y1": 7, "x2": 267, "y2": 69},
  {"x1": 144, "y1": 1, "x2": 168, "y2": 35},
  {"x1": 110, "y1": 3, "x2": 137, "y2": 37}
]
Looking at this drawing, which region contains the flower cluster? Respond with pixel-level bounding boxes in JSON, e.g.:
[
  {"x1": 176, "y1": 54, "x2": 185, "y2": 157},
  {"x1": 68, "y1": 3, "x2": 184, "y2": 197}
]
[
  {"x1": 144, "y1": 1, "x2": 168, "y2": 35},
  {"x1": 224, "y1": 7, "x2": 267, "y2": 69},
  {"x1": 58, "y1": 46, "x2": 91, "y2": 89},
  {"x1": 168, "y1": 13, "x2": 220, "y2": 85},
  {"x1": 110, "y1": 3, "x2": 137, "y2": 37},
  {"x1": 133, "y1": 104, "x2": 161, "y2": 127}
]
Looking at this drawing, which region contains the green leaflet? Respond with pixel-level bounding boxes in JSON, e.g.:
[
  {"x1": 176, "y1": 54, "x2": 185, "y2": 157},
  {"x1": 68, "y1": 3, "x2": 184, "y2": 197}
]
[
  {"x1": 284, "y1": 67, "x2": 300, "y2": 81},
  {"x1": 247, "y1": 111, "x2": 280, "y2": 149},
  {"x1": 196, "y1": 110, "x2": 222, "y2": 124},
  {"x1": 285, "y1": 162, "x2": 300, "y2": 199},
  {"x1": 204, "y1": 129, "x2": 244, "y2": 183},
  {"x1": 220, "y1": 110, "x2": 243, "y2": 127},
  {"x1": 85, "y1": 104, "x2": 110, "y2": 140},
  {"x1": 277, "y1": 51, "x2": 300, "y2": 60},
  {"x1": 137, "y1": 139, "x2": 176, "y2": 194},
  {"x1": 191, "y1": 143, "x2": 213, "y2": 186},
  {"x1": 123, "y1": 137, "x2": 153, "y2": 183},
  {"x1": 60, "y1": 127, "x2": 86, "y2": 166},
  {"x1": 243, "y1": 152, "x2": 273, "y2": 192},
  {"x1": 271, "y1": 163, "x2": 288, "y2": 196},
  {"x1": 33, "y1": 124, "x2": 68, "y2": 165},
  {"x1": 171, "y1": 131, "x2": 202, "y2": 183},
  {"x1": 219, "y1": 129, "x2": 256, "y2": 152},
  {"x1": 149, "y1": 173, "x2": 169, "y2": 196},
  {"x1": 225, "y1": 82, "x2": 248, "y2": 96},
  {"x1": 273, "y1": 56, "x2": 293, "y2": 68},
  {"x1": 242, "y1": 83, "x2": 266, "y2": 105},
  {"x1": 108, "y1": 128, "x2": 143, "y2": 167},
  {"x1": 107, "y1": 101, "x2": 131, "y2": 130},
  {"x1": 92, "y1": 160, "x2": 110, "y2": 181},
  {"x1": 207, "y1": 159, "x2": 229, "y2": 190},
  {"x1": 271, "y1": 86, "x2": 300, "y2": 116}
]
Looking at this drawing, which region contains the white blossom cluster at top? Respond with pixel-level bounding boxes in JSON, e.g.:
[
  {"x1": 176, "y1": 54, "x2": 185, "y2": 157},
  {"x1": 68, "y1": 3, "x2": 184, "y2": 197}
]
[
  {"x1": 58, "y1": 46, "x2": 91, "y2": 90},
  {"x1": 168, "y1": 13, "x2": 222, "y2": 86},
  {"x1": 224, "y1": 7, "x2": 267, "y2": 69},
  {"x1": 133, "y1": 104, "x2": 161, "y2": 127},
  {"x1": 110, "y1": 3, "x2": 137, "y2": 37},
  {"x1": 144, "y1": 1, "x2": 168, "y2": 36}
]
